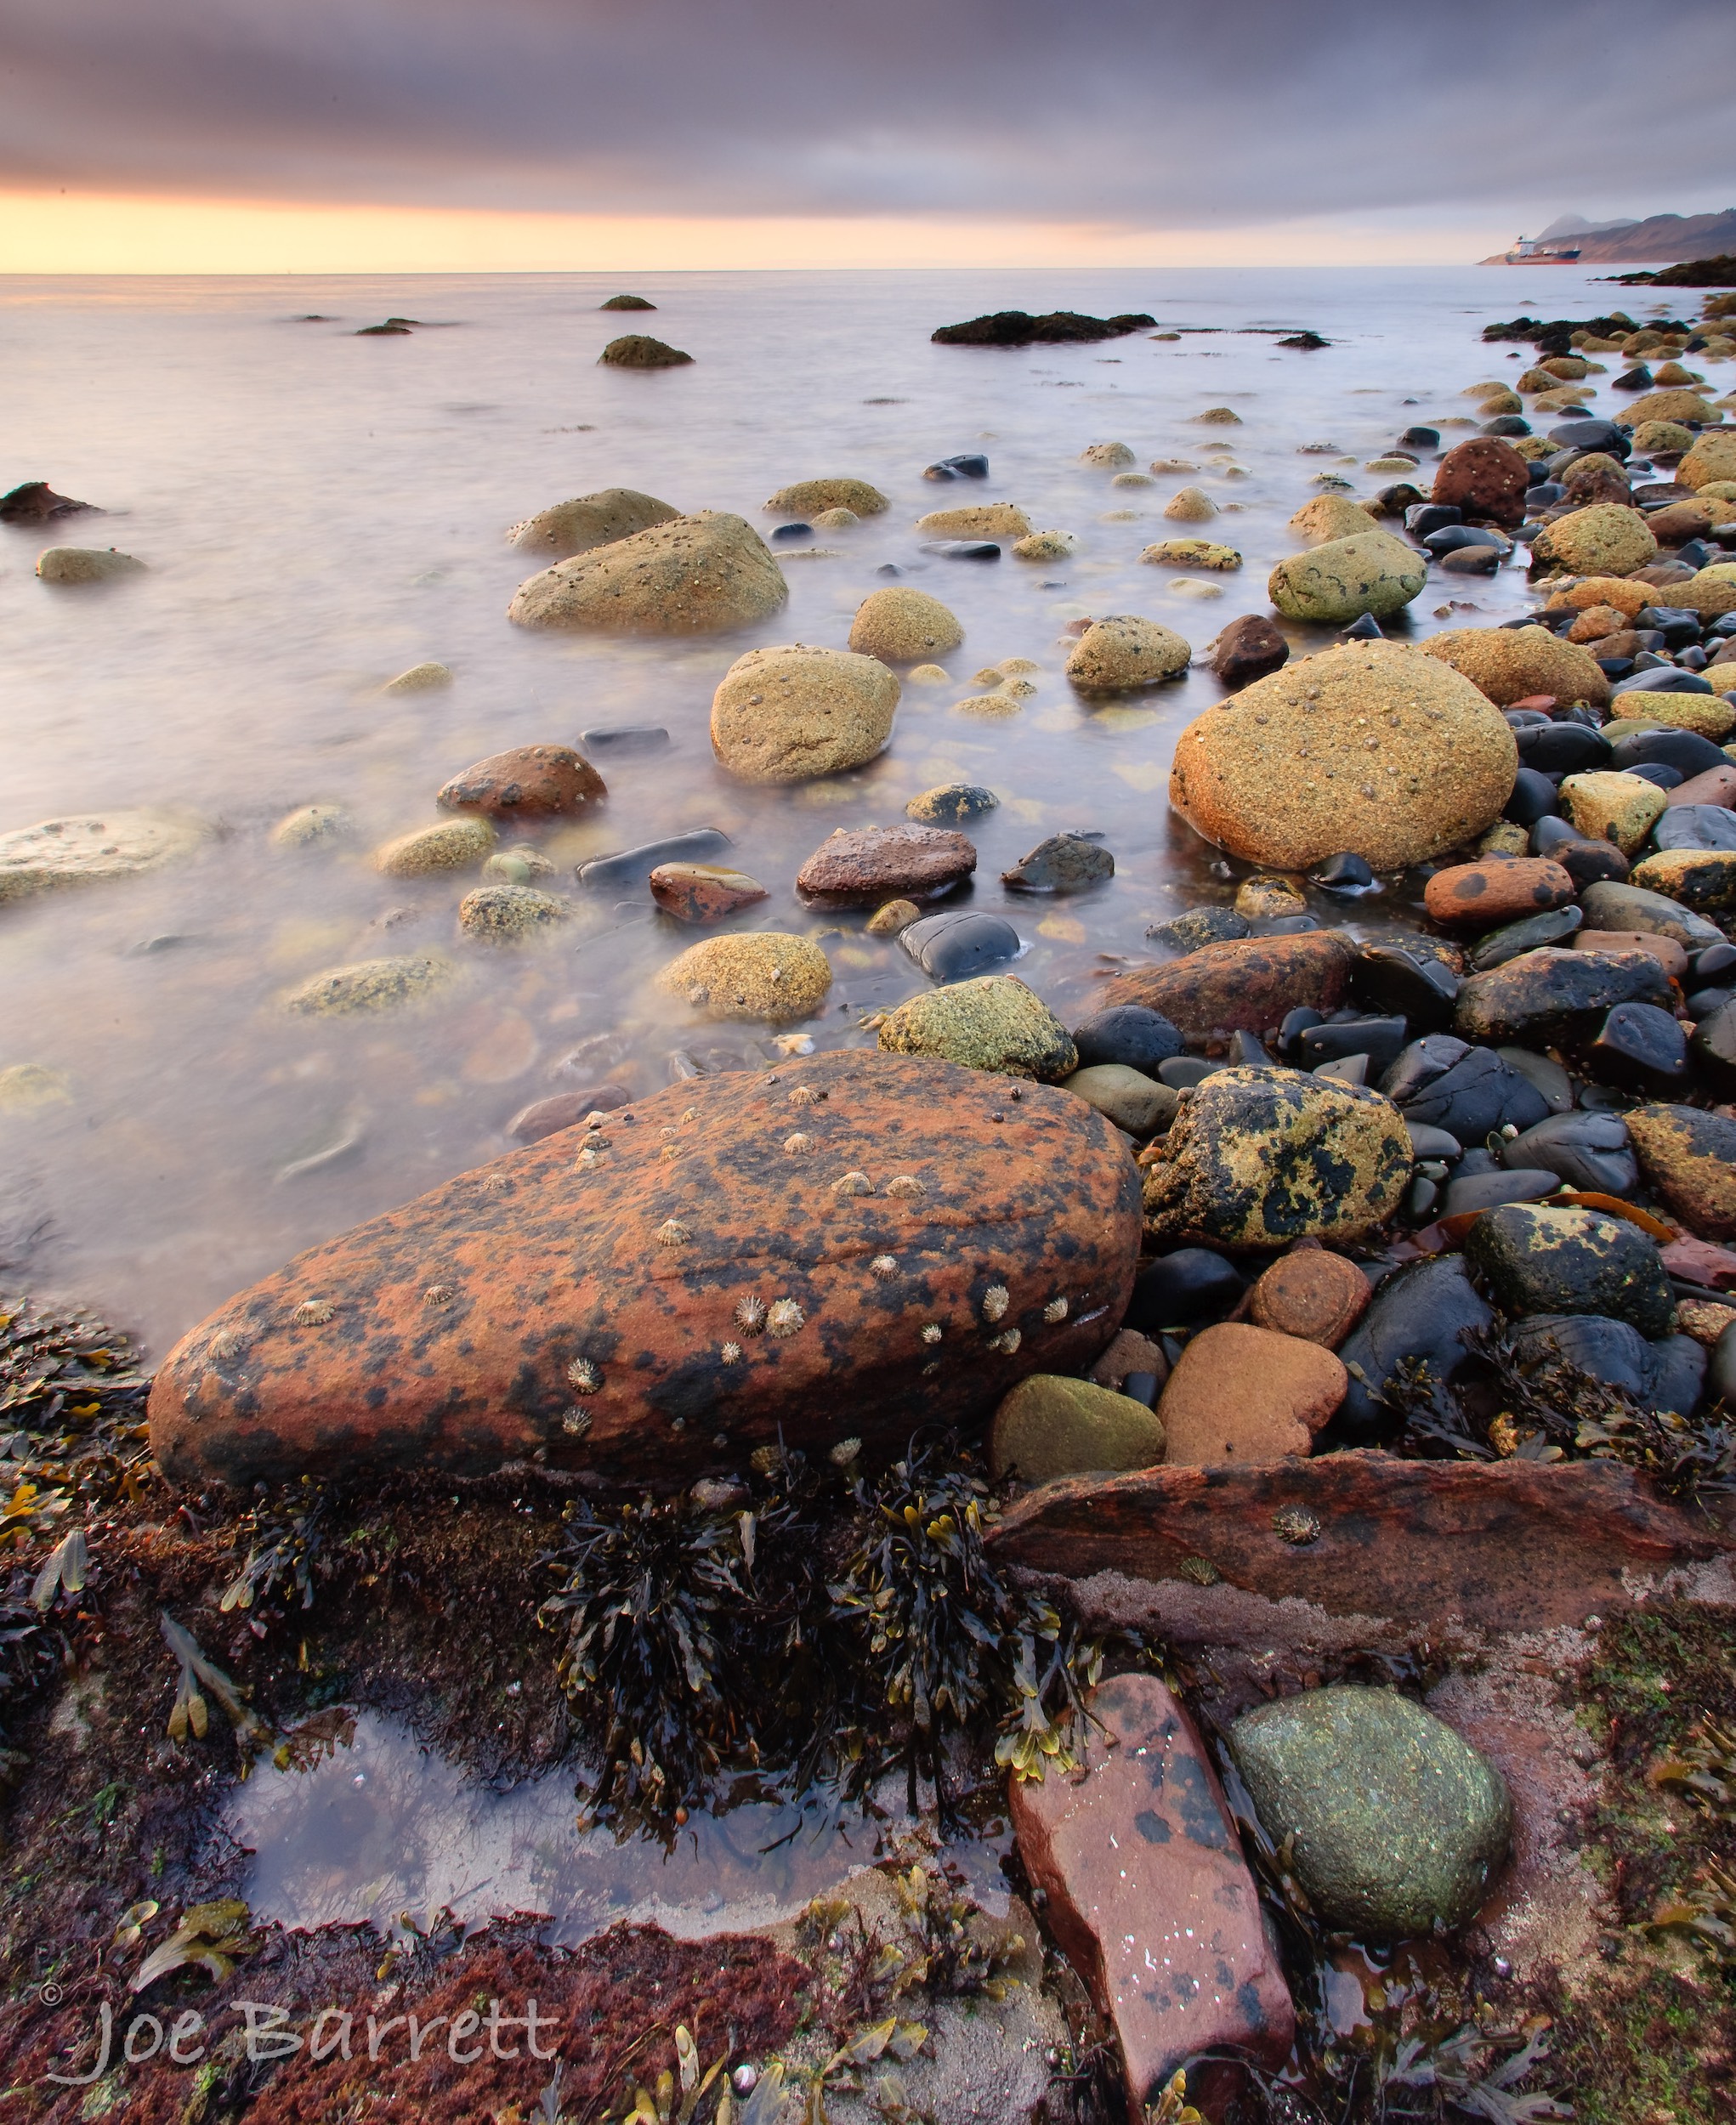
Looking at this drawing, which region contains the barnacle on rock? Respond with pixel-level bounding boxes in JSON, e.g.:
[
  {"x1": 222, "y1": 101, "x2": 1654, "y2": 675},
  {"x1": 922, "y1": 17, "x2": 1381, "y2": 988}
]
[
  {"x1": 829, "y1": 1436, "x2": 863, "y2": 1465},
  {"x1": 1273, "y1": 1505, "x2": 1322, "y2": 1545},
  {"x1": 721, "y1": 1341, "x2": 743, "y2": 1363},
  {"x1": 871, "y1": 1255, "x2": 898, "y2": 1278},
  {"x1": 832, "y1": 1170, "x2": 873, "y2": 1198},
  {"x1": 767, "y1": 1299, "x2": 805, "y2": 1338},
  {"x1": 655, "y1": 1219, "x2": 692, "y2": 1247},
  {"x1": 981, "y1": 1284, "x2": 1010, "y2": 1323},
  {"x1": 562, "y1": 1407, "x2": 593, "y2": 1438},
  {"x1": 567, "y1": 1357, "x2": 603, "y2": 1394},
  {"x1": 884, "y1": 1175, "x2": 923, "y2": 1199},
  {"x1": 575, "y1": 1148, "x2": 607, "y2": 1170},
  {"x1": 784, "y1": 1131, "x2": 814, "y2": 1153},
  {"x1": 1177, "y1": 1555, "x2": 1220, "y2": 1585},
  {"x1": 789, "y1": 1085, "x2": 821, "y2": 1107},
  {"x1": 921, "y1": 1323, "x2": 943, "y2": 1345},
  {"x1": 990, "y1": 1328, "x2": 1022, "y2": 1355},
  {"x1": 207, "y1": 1327, "x2": 247, "y2": 1362},
  {"x1": 422, "y1": 1284, "x2": 454, "y2": 1309},
  {"x1": 292, "y1": 1300, "x2": 334, "y2": 1327},
  {"x1": 735, "y1": 1295, "x2": 769, "y2": 1335},
  {"x1": 1042, "y1": 1296, "x2": 1069, "y2": 1323}
]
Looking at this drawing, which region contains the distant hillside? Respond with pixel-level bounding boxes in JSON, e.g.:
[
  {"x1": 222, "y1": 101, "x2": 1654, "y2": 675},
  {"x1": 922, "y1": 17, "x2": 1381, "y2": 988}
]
[{"x1": 1571, "y1": 209, "x2": 1736, "y2": 262}]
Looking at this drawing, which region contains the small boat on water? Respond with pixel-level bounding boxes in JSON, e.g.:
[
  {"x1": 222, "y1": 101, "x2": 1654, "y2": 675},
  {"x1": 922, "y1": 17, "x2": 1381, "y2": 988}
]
[{"x1": 1501, "y1": 234, "x2": 1583, "y2": 264}]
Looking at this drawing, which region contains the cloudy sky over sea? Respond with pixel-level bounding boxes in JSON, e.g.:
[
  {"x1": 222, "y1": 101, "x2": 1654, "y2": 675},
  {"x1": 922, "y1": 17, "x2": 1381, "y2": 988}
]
[{"x1": 3, "y1": 0, "x2": 1734, "y2": 269}]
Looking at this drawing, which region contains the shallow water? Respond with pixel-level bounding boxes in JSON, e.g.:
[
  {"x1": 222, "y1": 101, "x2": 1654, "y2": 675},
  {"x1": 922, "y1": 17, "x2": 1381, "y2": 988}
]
[
  {"x1": 1, "y1": 264, "x2": 1641, "y2": 1353},
  {"x1": 225, "y1": 1708, "x2": 1007, "y2": 1943}
]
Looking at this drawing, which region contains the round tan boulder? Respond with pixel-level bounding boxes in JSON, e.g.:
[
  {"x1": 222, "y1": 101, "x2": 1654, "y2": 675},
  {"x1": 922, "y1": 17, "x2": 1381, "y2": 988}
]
[
  {"x1": 375, "y1": 817, "x2": 496, "y2": 878},
  {"x1": 508, "y1": 512, "x2": 787, "y2": 634},
  {"x1": 657, "y1": 931, "x2": 832, "y2": 1024},
  {"x1": 37, "y1": 546, "x2": 146, "y2": 583},
  {"x1": 711, "y1": 643, "x2": 899, "y2": 783},
  {"x1": 1164, "y1": 486, "x2": 1218, "y2": 522},
  {"x1": 1530, "y1": 504, "x2": 1659, "y2": 577},
  {"x1": 1630, "y1": 421, "x2": 1697, "y2": 456},
  {"x1": 381, "y1": 660, "x2": 452, "y2": 694},
  {"x1": 914, "y1": 502, "x2": 1032, "y2": 539},
  {"x1": 507, "y1": 487, "x2": 680, "y2": 560},
  {"x1": 1081, "y1": 442, "x2": 1137, "y2": 468},
  {"x1": 764, "y1": 477, "x2": 888, "y2": 516},
  {"x1": 1288, "y1": 494, "x2": 1379, "y2": 543},
  {"x1": 457, "y1": 884, "x2": 572, "y2": 942},
  {"x1": 1615, "y1": 388, "x2": 1722, "y2": 429},
  {"x1": 848, "y1": 586, "x2": 963, "y2": 663},
  {"x1": 990, "y1": 1374, "x2": 1166, "y2": 1484},
  {"x1": 1157, "y1": 1322, "x2": 1346, "y2": 1463},
  {"x1": 1268, "y1": 532, "x2": 1426, "y2": 625},
  {"x1": 1546, "y1": 575, "x2": 1653, "y2": 620},
  {"x1": 1679, "y1": 434, "x2": 1736, "y2": 491},
  {"x1": 1420, "y1": 625, "x2": 1610, "y2": 708},
  {"x1": 1168, "y1": 641, "x2": 1518, "y2": 871},
  {"x1": 1672, "y1": 567, "x2": 1736, "y2": 619},
  {"x1": 1064, "y1": 615, "x2": 1191, "y2": 692},
  {"x1": 0, "y1": 809, "x2": 209, "y2": 904}
]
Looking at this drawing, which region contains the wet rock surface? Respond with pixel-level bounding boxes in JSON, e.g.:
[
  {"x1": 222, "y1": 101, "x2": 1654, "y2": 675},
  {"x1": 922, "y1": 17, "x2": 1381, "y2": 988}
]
[
  {"x1": 989, "y1": 1373, "x2": 1166, "y2": 1483},
  {"x1": 508, "y1": 511, "x2": 786, "y2": 633},
  {"x1": 796, "y1": 823, "x2": 977, "y2": 907},
  {"x1": 148, "y1": 1051, "x2": 1142, "y2": 1487},
  {"x1": 711, "y1": 643, "x2": 899, "y2": 784},
  {"x1": 1466, "y1": 1201, "x2": 1675, "y2": 1337},
  {"x1": 437, "y1": 744, "x2": 607, "y2": 819},
  {"x1": 877, "y1": 974, "x2": 1078, "y2": 1079},
  {"x1": 1100, "y1": 932, "x2": 1353, "y2": 1038}
]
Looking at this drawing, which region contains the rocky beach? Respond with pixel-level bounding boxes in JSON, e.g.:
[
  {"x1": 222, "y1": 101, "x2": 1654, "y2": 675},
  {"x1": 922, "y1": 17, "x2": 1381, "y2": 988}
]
[{"x1": 5, "y1": 267, "x2": 1736, "y2": 2123}]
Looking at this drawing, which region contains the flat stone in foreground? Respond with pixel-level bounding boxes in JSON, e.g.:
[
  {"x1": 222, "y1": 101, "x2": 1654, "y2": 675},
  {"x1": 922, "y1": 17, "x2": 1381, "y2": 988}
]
[
  {"x1": 149, "y1": 1051, "x2": 1142, "y2": 1489},
  {"x1": 1011, "y1": 1674, "x2": 1294, "y2": 2114}
]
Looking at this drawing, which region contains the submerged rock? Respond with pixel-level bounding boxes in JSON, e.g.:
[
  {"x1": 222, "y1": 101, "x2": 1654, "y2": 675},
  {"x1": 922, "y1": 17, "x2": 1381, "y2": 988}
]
[
  {"x1": 438, "y1": 745, "x2": 606, "y2": 819},
  {"x1": 1168, "y1": 643, "x2": 1517, "y2": 872},
  {"x1": 657, "y1": 932, "x2": 832, "y2": 1024},
  {"x1": 1140, "y1": 1067, "x2": 1411, "y2": 1248},
  {"x1": 899, "y1": 909, "x2": 1023, "y2": 981},
  {"x1": 375, "y1": 817, "x2": 496, "y2": 878},
  {"x1": 1064, "y1": 615, "x2": 1190, "y2": 692},
  {"x1": 711, "y1": 643, "x2": 899, "y2": 783},
  {"x1": 764, "y1": 477, "x2": 888, "y2": 517},
  {"x1": 797, "y1": 824, "x2": 975, "y2": 907},
  {"x1": 507, "y1": 488, "x2": 680, "y2": 560},
  {"x1": 1011, "y1": 1674, "x2": 1295, "y2": 2115},
  {"x1": 381, "y1": 660, "x2": 452, "y2": 694},
  {"x1": 877, "y1": 975, "x2": 1077, "y2": 1080},
  {"x1": 906, "y1": 782, "x2": 997, "y2": 824},
  {"x1": 457, "y1": 885, "x2": 571, "y2": 942},
  {"x1": 1101, "y1": 932, "x2": 1354, "y2": 1040},
  {"x1": 0, "y1": 810, "x2": 209, "y2": 904},
  {"x1": 1231, "y1": 1687, "x2": 1511, "y2": 1937},
  {"x1": 282, "y1": 956, "x2": 455, "y2": 1016},
  {"x1": 36, "y1": 547, "x2": 145, "y2": 583},
  {"x1": 148, "y1": 1051, "x2": 1143, "y2": 1488},
  {"x1": 648, "y1": 864, "x2": 769, "y2": 924},
  {"x1": 508, "y1": 513, "x2": 786, "y2": 635},
  {"x1": 1001, "y1": 832, "x2": 1113, "y2": 892}
]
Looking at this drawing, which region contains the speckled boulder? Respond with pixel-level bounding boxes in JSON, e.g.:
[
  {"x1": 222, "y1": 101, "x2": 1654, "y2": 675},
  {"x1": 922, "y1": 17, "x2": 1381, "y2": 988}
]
[
  {"x1": 1288, "y1": 494, "x2": 1380, "y2": 543},
  {"x1": 1530, "y1": 505, "x2": 1658, "y2": 578},
  {"x1": 1631, "y1": 847, "x2": 1736, "y2": 910},
  {"x1": 877, "y1": 975, "x2": 1078, "y2": 1080},
  {"x1": 1421, "y1": 626, "x2": 1610, "y2": 709},
  {"x1": 1672, "y1": 567, "x2": 1736, "y2": 619},
  {"x1": 1268, "y1": 533, "x2": 1426, "y2": 626},
  {"x1": 37, "y1": 546, "x2": 146, "y2": 583},
  {"x1": 1679, "y1": 434, "x2": 1736, "y2": 492},
  {"x1": 147, "y1": 1050, "x2": 1143, "y2": 1488},
  {"x1": 457, "y1": 885, "x2": 572, "y2": 942},
  {"x1": 1168, "y1": 643, "x2": 1517, "y2": 871},
  {"x1": 1064, "y1": 615, "x2": 1191, "y2": 692},
  {"x1": 375, "y1": 817, "x2": 496, "y2": 878},
  {"x1": 1231, "y1": 1686, "x2": 1511, "y2": 1937},
  {"x1": 1616, "y1": 389, "x2": 1722, "y2": 430},
  {"x1": 764, "y1": 477, "x2": 888, "y2": 517},
  {"x1": 508, "y1": 512, "x2": 786, "y2": 634},
  {"x1": 0, "y1": 810, "x2": 210, "y2": 903},
  {"x1": 914, "y1": 502, "x2": 1031, "y2": 540},
  {"x1": 507, "y1": 488, "x2": 680, "y2": 560},
  {"x1": 656, "y1": 932, "x2": 832, "y2": 1024},
  {"x1": 437, "y1": 745, "x2": 606, "y2": 819},
  {"x1": 1139, "y1": 1067, "x2": 1412, "y2": 1248},
  {"x1": 1625, "y1": 1105, "x2": 1736, "y2": 1240},
  {"x1": 848, "y1": 586, "x2": 964, "y2": 663},
  {"x1": 1431, "y1": 436, "x2": 1530, "y2": 529},
  {"x1": 1098, "y1": 932, "x2": 1354, "y2": 1040},
  {"x1": 711, "y1": 643, "x2": 899, "y2": 783}
]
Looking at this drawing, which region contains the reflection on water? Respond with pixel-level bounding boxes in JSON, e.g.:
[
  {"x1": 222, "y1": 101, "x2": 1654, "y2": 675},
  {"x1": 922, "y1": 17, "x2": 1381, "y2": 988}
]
[
  {"x1": 225, "y1": 1708, "x2": 1007, "y2": 1944},
  {"x1": 2, "y1": 264, "x2": 1581, "y2": 1352}
]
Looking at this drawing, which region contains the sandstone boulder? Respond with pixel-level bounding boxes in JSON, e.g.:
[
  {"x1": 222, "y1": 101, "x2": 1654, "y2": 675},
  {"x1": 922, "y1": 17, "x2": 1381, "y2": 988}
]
[
  {"x1": 1288, "y1": 493, "x2": 1380, "y2": 542},
  {"x1": 848, "y1": 587, "x2": 963, "y2": 663},
  {"x1": 1268, "y1": 533, "x2": 1426, "y2": 626},
  {"x1": 914, "y1": 502, "x2": 1031, "y2": 540},
  {"x1": 507, "y1": 488, "x2": 679, "y2": 560},
  {"x1": 1157, "y1": 1322, "x2": 1346, "y2": 1462},
  {"x1": 1421, "y1": 626, "x2": 1610, "y2": 709},
  {"x1": 765, "y1": 477, "x2": 888, "y2": 517},
  {"x1": 1625, "y1": 1104, "x2": 1736, "y2": 1239},
  {"x1": 1432, "y1": 436, "x2": 1530, "y2": 528},
  {"x1": 148, "y1": 1051, "x2": 1143, "y2": 1488},
  {"x1": 1679, "y1": 433, "x2": 1736, "y2": 492},
  {"x1": 1530, "y1": 505, "x2": 1658, "y2": 578},
  {"x1": 711, "y1": 644, "x2": 899, "y2": 783},
  {"x1": 797, "y1": 824, "x2": 975, "y2": 907},
  {"x1": 1064, "y1": 615, "x2": 1190, "y2": 692},
  {"x1": 508, "y1": 513, "x2": 786, "y2": 634},
  {"x1": 877, "y1": 975, "x2": 1077, "y2": 1080},
  {"x1": 656, "y1": 932, "x2": 832, "y2": 1024}
]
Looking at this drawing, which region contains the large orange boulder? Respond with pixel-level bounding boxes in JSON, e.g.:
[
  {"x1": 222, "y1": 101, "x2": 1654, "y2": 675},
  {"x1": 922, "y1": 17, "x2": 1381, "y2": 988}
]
[{"x1": 148, "y1": 1051, "x2": 1143, "y2": 1490}]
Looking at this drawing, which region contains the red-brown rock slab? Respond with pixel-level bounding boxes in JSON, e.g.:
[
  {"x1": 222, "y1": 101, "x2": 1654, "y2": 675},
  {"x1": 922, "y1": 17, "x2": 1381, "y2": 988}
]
[
  {"x1": 149, "y1": 1050, "x2": 1143, "y2": 1489},
  {"x1": 1010, "y1": 1674, "x2": 1294, "y2": 2115},
  {"x1": 648, "y1": 862, "x2": 769, "y2": 923},
  {"x1": 1098, "y1": 932, "x2": 1353, "y2": 1040},
  {"x1": 1574, "y1": 928, "x2": 1689, "y2": 978},
  {"x1": 506, "y1": 1083, "x2": 631, "y2": 1142},
  {"x1": 1662, "y1": 1236, "x2": 1736, "y2": 1289},
  {"x1": 1157, "y1": 1322, "x2": 1345, "y2": 1463},
  {"x1": 795, "y1": 824, "x2": 976, "y2": 908},
  {"x1": 1431, "y1": 436, "x2": 1529, "y2": 529},
  {"x1": 985, "y1": 1454, "x2": 1733, "y2": 1637},
  {"x1": 1248, "y1": 1250, "x2": 1370, "y2": 1346},
  {"x1": 1668, "y1": 764, "x2": 1736, "y2": 809},
  {"x1": 1209, "y1": 612, "x2": 1289, "y2": 689},
  {"x1": 1089, "y1": 1327, "x2": 1170, "y2": 1393},
  {"x1": 1422, "y1": 858, "x2": 1576, "y2": 928},
  {"x1": 437, "y1": 744, "x2": 606, "y2": 819}
]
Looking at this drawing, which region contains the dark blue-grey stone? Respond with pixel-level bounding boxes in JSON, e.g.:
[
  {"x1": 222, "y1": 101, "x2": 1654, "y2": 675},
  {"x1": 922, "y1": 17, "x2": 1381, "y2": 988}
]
[
  {"x1": 1654, "y1": 804, "x2": 1736, "y2": 853},
  {"x1": 1350, "y1": 944, "x2": 1460, "y2": 1031},
  {"x1": 899, "y1": 909, "x2": 1022, "y2": 982},
  {"x1": 1441, "y1": 1169, "x2": 1560, "y2": 1217},
  {"x1": 1296, "y1": 1016, "x2": 1408, "y2": 1074},
  {"x1": 577, "y1": 827, "x2": 732, "y2": 891},
  {"x1": 1611, "y1": 728, "x2": 1727, "y2": 777},
  {"x1": 1586, "y1": 1001, "x2": 1689, "y2": 1091},
  {"x1": 1504, "y1": 1110, "x2": 1636, "y2": 1195},
  {"x1": 1001, "y1": 830, "x2": 1113, "y2": 892},
  {"x1": 1381, "y1": 1036, "x2": 1551, "y2": 1141},
  {"x1": 1515, "y1": 722, "x2": 1610, "y2": 774},
  {"x1": 1071, "y1": 1003, "x2": 1186, "y2": 1073},
  {"x1": 1126, "y1": 1248, "x2": 1244, "y2": 1332},
  {"x1": 1610, "y1": 669, "x2": 1716, "y2": 702},
  {"x1": 1467, "y1": 905, "x2": 1582, "y2": 972},
  {"x1": 579, "y1": 723, "x2": 671, "y2": 755},
  {"x1": 1334, "y1": 1255, "x2": 1495, "y2": 1442}
]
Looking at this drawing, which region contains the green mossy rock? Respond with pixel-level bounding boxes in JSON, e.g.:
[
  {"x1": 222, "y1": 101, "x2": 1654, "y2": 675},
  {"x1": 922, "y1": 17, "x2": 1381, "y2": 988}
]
[
  {"x1": 1267, "y1": 532, "x2": 1426, "y2": 625},
  {"x1": 1231, "y1": 1686, "x2": 1511, "y2": 1937},
  {"x1": 877, "y1": 975, "x2": 1078, "y2": 1081}
]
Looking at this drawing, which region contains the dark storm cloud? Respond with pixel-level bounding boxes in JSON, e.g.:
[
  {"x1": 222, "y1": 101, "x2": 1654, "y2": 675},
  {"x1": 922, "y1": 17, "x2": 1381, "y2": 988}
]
[{"x1": 2, "y1": 0, "x2": 1732, "y2": 224}]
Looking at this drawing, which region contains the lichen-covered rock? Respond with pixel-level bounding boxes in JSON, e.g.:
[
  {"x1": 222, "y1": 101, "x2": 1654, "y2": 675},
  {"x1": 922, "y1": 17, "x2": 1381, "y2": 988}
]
[
  {"x1": 1268, "y1": 533, "x2": 1426, "y2": 626},
  {"x1": 989, "y1": 1374, "x2": 1166, "y2": 1484},
  {"x1": 877, "y1": 976, "x2": 1077, "y2": 1080},
  {"x1": 1558, "y1": 771, "x2": 1668, "y2": 854},
  {"x1": 1616, "y1": 388, "x2": 1722, "y2": 429},
  {"x1": 1142, "y1": 537, "x2": 1241, "y2": 569},
  {"x1": 375, "y1": 816, "x2": 496, "y2": 878},
  {"x1": 1547, "y1": 575, "x2": 1652, "y2": 620},
  {"x1": 508, "y1": 512, "x2": 786, "y2": 634},
  {"x1": 1168, "y1": 643, "x2": 1517, "y2": 871},
  {"x1": 1455, "y1": 947, "x2": 1673, "y2": 1044},
  {"x1": 1679, "y1": 433, "x2": 1736, "y2": 492},
  {"x1": 1011, "y1": 530, "x2": 1078, "y2": 560},
  {"x1": 0, "y1": 810, "x2": 209, "y2": 904},
  {"x1": 764, "y1": 477, "x2": 888, "y2": 517},
  {"x1": 1162, "y1": 485, "x2": 1217, "y2": 522},
  {"x1": 147, "y1": 1050, "x2": 1143, "y2": 1488},
  {"x1": 507, "y1": 488, "x2": 680, "y2": 560},
  {"x1": 1064, "y1": 615, "x2": 1190, "y2": 692},
  {"x1": 1530, "y1": 505, "x2": 1658, "y2": 577},
  {"x1": 1631, "y1": 847, "x2": 1736, "y2": 910},
  {"x1": 914, "y1": 502, "x2": 1031, "y2": 540},
  {"x1": 1140, "y1": 1067, "x2": 1411, "y2": 1248},
  {"x1": 437, "y1": 745, "x2": 606, "y2": 819},
  {"x1": 457, "y1": 884, "x2": 571, "y2": 942},
  {"x1": 1231, "y1": 1686, "x2": 1511, "y2": 1937},
  {"x1": 1672, "y1": 567, "x2": 1736, "y2": 619},
  {"x1": 1625, "y1": 1104, "x2": 1736, "y2": 1240},
  {"x1": 35, "y1": 547, "x2": 146, "y2": 583},
  {"x1": 1629, "y1": 420, "x2": 1697, "y2": 456},
  {"x1": 848, "y1": 586, "x2": 964, "y2": 663},
  {"x1": 1421, "y1": 625, "x2": 1610, "y2": 709},
  {"x1": 656, "y1": 932, "x2": 832, "y2": 1024},
  {"x1": 1098, "y1": 932, "x2": 1354, "y2": 1040},
  {"x1": 1288, "y1": 494, "x2": 1379, "y2": 543},
  {"x1": 711, "y1": 643, "x2": 899, "y2": 783},
  {"x1": 283, "y1": 956, "x2": 455, "y2": 1016},
  {"x1": 1466, "y1": 1201, "x2": 1674, "y2": 1337}
]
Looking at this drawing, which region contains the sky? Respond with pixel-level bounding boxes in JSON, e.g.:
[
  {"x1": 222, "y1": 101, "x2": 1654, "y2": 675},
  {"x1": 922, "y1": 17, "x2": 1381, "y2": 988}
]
[{"x1": 3, "y1": 0, "x2": 1733, "y2": 272}]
